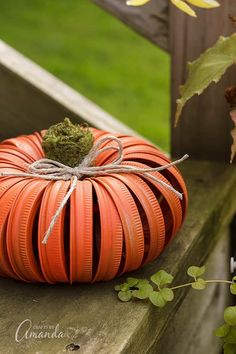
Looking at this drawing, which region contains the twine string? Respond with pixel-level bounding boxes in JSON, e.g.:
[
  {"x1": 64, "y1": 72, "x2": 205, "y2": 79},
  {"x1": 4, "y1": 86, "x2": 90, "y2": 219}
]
[{"x1": 0, "y1": 135, "x2": 189, "y2": 244}]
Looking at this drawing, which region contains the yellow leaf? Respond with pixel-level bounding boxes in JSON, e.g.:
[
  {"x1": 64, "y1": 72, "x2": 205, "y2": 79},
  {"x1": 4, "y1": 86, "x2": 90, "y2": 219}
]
[
  {"x1": 171, "y1": 0, "x2": 197, "y2": 17},
  {"x1": 126, "y1": 0, "x2": 150, "y2": 6},
  {"x1": 186, "y1": 0, "x2": 220, "y2": 8}
]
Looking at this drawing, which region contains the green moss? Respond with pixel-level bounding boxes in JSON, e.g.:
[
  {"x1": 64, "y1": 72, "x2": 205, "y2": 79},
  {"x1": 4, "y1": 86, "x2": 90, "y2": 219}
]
[{"x1": 42, "y1": 118, "x2": 94, "y2": 167}]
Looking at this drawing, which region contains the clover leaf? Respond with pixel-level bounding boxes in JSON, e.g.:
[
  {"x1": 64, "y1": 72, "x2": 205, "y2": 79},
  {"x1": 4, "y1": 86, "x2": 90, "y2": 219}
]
[
  {"x1": 126, "y1": 277, "x2": 139, "y2": 287},
  {"x1": 114, "y1": 282, "x2": 131, "y2": 292},
  {"x1": 224, "y1": 328, "x2": 236, "y2": 344},
  {"x1": 215, "y1": 324, "x2": 230, "y2": 338},
  {"x1": 118, "y1": 290, "x2": 132, "y2": 302},
  {"x1": 114, "y1": 284, "x2": 122, "y2": 291},
  {"x1": 120, "y1": 283, "x2": 130, "y2": 292},
  {"x1": 191, "y1": 278, "x2": 207, "y2": 290},
  {"x1": 187, "y1": 265, "x2": 205, "y2": 280},
  {"x1": 224, "y1": 307, "x2": 236, "y2": 327},
  {"x1": 149, "y1": 291, "x2": 167, "y2": 308},
  {"x1": 223, "y1": 343, "x2": 236, "y2": 354},
  {"x1": 136, "y1": 279, "x2": 149, "y2": 286},
  {"x1": 230, "y1": 277, "x2": 236, "y2": 295},
  {"x1": 115, "y1": 278, "x2": 153, "y2": 301},
  {"x1": 159, "y1": 288, "x2": 174, "y2": 302},
  {"x1": 132, "y1": 281, "x2": 153, "y2": 300},
  {"x1": 150, "y1": 270, "x2": 173, "y2": 288},
  {"x1": 149, "y1": 288, "x2": 174, "y2": 307}
]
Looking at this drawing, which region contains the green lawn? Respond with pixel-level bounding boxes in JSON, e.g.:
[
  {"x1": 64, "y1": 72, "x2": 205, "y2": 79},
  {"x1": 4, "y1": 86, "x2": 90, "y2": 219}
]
[{"x1": 0, "y1": 0, "x2": 170, "y2": 151}]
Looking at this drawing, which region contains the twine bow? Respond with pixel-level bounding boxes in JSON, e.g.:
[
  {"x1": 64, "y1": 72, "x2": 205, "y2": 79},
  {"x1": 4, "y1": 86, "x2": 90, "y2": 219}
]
[{"x1": 0, "y1": 136, "x2": 188, "y2": 244}]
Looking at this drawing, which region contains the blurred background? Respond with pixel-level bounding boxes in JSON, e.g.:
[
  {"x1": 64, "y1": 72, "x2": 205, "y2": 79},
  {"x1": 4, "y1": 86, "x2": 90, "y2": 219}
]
[{"x1": 0, "y1": 0, "x2": 170, "y2": 151}]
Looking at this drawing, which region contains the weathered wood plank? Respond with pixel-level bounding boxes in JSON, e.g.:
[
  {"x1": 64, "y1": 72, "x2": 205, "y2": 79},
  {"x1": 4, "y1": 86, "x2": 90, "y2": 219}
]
[
  {"x1": 0, "y1": 40, "x2": 140, "y2": 142},
  {"x1": 149, "y1": 228, "x2": 230, "y2": 354},
  {"x1": 170, "y1": 2, "x2": 236, "y2": 161},
  {"x1": 0, "y1": 160, "x2": 235, "y2": 353},
  {"x1": 92, "y1": 0, "x2": 169, "y2": 52}
]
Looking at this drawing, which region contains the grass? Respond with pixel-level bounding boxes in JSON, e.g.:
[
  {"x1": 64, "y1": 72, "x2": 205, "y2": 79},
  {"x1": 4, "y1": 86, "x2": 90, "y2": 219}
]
[{"x1": 0, "y1": 0, "x2": 170, "y2": 151}]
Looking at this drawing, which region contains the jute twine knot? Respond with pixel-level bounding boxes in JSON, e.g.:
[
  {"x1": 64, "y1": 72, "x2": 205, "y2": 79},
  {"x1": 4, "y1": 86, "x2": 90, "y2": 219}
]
[{"x1": 0, "y1": 136, "x2": 189, "y2": 244}]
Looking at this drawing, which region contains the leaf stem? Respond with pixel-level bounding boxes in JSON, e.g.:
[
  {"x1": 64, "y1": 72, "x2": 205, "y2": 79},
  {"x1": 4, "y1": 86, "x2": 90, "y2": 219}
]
[
  {"x1": 171, "y1": 280, "x2": 233, "y2": 291},
  {"x1": 171, "y1": 282, "x2": 195, "y2": 290},
  {"x1": 205, "y1": 280, "x2": 233, "y2": 285}
]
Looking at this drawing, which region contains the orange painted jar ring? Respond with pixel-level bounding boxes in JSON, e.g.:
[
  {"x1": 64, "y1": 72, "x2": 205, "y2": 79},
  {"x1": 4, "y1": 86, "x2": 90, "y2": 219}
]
[
  {"x1": 70, "y1": 179, "x2": 93, "y2": 283},
  {"x1": 38, "y1": 180, "x2": 70, "y2": 283},
  {"x1": 90, "y1": 179, "x2": 123, "y2": 282},
  {"x1": 122, "y1": 160, "x2": 183, "y2": 244},
  {"x1": 0, "y1": 178, "x2": 35, "y2": 279},
  {"x1": 7, "y1": 179, "x2": 49, "y2": 282},
  {"x1": 97, "y1": 176, "x2": 144, "y2": 275},
  {"x1": 122, "y1": 151, "x2": 188, "y2": 219}
]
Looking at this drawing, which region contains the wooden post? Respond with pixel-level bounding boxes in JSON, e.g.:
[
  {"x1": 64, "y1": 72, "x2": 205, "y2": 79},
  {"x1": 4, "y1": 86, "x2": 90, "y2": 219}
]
[
  {"x1": 170, "y1": 2, "x2": 236, "y2": 161},
  {"x1": 92, "y1": 0, "x2": 170, "y2": 52}
]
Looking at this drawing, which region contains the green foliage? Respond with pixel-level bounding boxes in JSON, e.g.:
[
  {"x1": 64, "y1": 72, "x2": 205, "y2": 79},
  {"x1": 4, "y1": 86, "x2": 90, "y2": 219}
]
[
  {"x1": 224, "y1": 307, "x2": 236, "y2": 327},
  {"x1": 224, "y1": 328, "x2": 236, "y2": 344},
  {"x1": 230, "y1": 277, "x2": 236, "y2": 295},
  {"x1": 115, "y1": 267, "x2": 236, "y2": 353},
  {"x1": 215, "y1": 277, "x2": 236, "y2": 353},
  {"x1": 175, "y1": 34, "x2": 236, "y2": 125},
  {"x1": 191, "y1": 278, "x2": 207, "y2": 290},
  {"x1": 132, "y1": 282, "x2": 153, "y2": 300},
  {"x1": 215, "y1": 306, "x2": 236, "y2": 353},
  {"x1": 118, "y1": 290, "x2": 132, "y2": 302},
  {"x1": 120, "y1": 283, "x2": 130, "y2": 292},
  {"x1": 149, "y1": 291, "x2": 166, "y2": 308},
  {"x1": 114, "y1": 270, "x2": 174, "y2": 307},
  {"x1": 126, "y1": 277, "x2": 139, "y2": 287},
  {"x1": 114, "y1": 278, "x2": 154, "y2": 302},
  {"x1": 224, "y1": 343, "x2": 236, "y2": 354},
  {"x1": 187, "y1": 265, "x2": 205, "y2": 279},
  {"x1": 187, "y1": 265, "x2": 206, "y2": 290},
  {"x1": 159, "y1": 288, "x2": 174, "y2": 302},
  {"x1": 215, "y1": 324, "x2": 230, "y2": 338},
  {"x1": 150, "y1": 270, "x2": 174, "y2": 288},
  {"x1": 149, "y1": 288, "x2": 174, "y2": 307},
  {"x1": 114, "y1": 284, "x2": 122, "y2": 291}
]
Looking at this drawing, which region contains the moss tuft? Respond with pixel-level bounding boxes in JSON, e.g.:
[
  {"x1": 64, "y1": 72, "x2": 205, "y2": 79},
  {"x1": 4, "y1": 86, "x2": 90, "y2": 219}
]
[{"x1": 42, "y1": 118, "x2": 94, "y2": 167}]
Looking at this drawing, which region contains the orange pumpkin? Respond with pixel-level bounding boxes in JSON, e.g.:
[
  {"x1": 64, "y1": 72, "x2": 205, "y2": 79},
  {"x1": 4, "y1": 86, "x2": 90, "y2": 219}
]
[{"x1": 0, "y1": 128, "x2": 188, "y2": 283}]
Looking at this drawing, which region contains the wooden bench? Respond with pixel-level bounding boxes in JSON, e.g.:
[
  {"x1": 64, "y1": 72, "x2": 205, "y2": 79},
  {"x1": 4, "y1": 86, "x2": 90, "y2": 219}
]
[
  {"x1": 0, "y1": 159, "x2": 235, "y2": 354},
  {"x1": 0, "y1": 1, "x2": 235, "y2": 350}
]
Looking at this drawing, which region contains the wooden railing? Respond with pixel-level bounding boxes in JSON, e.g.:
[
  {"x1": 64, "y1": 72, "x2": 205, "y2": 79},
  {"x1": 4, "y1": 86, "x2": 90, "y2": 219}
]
[{"x1": 0, "y1": 40, "x2": 139, "y2": 142}]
